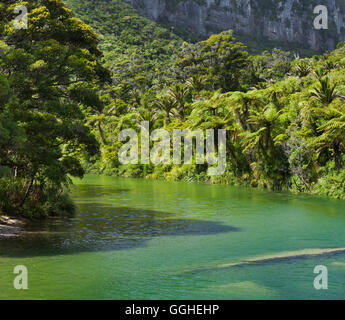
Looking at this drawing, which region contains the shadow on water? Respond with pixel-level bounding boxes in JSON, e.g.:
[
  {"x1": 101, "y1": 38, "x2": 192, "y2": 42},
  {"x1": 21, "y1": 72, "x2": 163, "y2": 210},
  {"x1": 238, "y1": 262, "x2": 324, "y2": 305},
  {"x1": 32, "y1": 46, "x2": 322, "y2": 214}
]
[{"x1": 0, "y1": 203, "x2": 239, "y2": 258}]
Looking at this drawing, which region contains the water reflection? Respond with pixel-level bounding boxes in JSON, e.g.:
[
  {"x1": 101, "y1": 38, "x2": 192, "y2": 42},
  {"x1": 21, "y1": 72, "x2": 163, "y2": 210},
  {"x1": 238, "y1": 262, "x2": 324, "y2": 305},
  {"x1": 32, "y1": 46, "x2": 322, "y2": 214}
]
[
  {"x1": 0, "y1": 204, "x2": 239, "y2": 257},
  {"x1": 71, "y1": 184, "x2": 131, "y2": 200}
]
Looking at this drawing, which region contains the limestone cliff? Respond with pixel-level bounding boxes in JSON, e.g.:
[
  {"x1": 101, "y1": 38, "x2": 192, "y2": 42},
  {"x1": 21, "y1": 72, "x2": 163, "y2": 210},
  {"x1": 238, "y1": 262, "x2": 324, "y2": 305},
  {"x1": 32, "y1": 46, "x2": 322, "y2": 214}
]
[{"x1": 126, "y1": 0, "x2": 345, "y2": 51}]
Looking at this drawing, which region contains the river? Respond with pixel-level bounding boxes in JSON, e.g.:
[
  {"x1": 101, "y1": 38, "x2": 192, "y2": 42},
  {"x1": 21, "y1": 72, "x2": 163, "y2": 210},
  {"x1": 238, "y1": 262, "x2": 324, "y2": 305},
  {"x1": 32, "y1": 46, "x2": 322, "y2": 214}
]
[{"x1": 1, "y1": 175, "x2": 345, "y2": 299}]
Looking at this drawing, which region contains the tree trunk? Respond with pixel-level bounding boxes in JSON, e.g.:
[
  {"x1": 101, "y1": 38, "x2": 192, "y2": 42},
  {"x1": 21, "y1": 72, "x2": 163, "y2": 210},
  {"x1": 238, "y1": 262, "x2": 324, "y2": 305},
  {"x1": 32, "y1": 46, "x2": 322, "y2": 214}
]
[
  {"x1": 20, "y1": 174, "x2": 35, "y2": 208},
  {"x1": 165, "y1": 112, "x2": 170, "y2": 126},
  {"x1": 334, "y1": 140, "x2": 343, "y2": 171},
  {"x1": 98, "y1": 122, "x2": 107, "y2": 145}
]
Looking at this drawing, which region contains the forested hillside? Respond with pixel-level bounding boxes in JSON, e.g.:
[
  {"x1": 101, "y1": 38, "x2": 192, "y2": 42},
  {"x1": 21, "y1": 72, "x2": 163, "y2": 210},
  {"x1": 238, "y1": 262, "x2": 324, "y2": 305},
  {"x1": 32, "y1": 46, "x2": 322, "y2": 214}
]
[
  {"x1": 1, "y1": 0, "x2": 345, "y2": 219},
  {"x1": 84, "y1": 28, "x2": 345, "y2": 200},
  {"x1": 65, "y1": 0, "x2": 183, "y2": 95},
  {"x1": 65, "y1": 0, "x2": 345, "y2": 200}
]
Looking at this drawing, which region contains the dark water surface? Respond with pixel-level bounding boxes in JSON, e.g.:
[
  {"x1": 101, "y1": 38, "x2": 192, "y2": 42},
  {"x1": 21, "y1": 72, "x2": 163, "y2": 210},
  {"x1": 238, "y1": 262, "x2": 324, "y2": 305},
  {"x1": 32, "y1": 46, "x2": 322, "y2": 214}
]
[{"x1": 1, "y1": 175, "x2": 345, "y2": 299}]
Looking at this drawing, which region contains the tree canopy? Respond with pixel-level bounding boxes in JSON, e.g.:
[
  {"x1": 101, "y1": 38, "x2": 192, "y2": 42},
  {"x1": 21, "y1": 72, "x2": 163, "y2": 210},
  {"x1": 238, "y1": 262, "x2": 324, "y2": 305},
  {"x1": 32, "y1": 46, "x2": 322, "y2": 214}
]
[{"x1": 0, "y1": 0, "x2": 110, "y2": 217}]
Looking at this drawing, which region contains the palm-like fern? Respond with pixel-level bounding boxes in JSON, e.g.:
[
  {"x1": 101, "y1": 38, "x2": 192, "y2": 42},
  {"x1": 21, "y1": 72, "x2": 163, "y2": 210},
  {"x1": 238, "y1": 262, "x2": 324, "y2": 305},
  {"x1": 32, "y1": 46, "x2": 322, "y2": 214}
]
[
  {"x1": 310, "y1": 106, "x2": 345, "y2": 170},
  {"x1": 167, "y1": 84, "x2": 190, "y2": 119},
  {"x1": 311, "y1": 77, "x2": 344, "y2": 104},
  {"x1": 155, "y1": 96, "x2": 178, "y2": 125}
]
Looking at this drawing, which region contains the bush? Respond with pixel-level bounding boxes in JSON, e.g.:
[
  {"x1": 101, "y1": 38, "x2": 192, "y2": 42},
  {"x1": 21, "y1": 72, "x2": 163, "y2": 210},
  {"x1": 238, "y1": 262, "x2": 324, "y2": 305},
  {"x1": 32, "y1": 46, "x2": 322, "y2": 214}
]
[
  {"x1": 0, "y1": 177, "x2": 25, "y2": 216},
  {"x1": 0, "y1": 177, "x2": 76, "y2": 219},
  {"x1": 313, "y1": 168, "x2": 345, "y2": 200}
]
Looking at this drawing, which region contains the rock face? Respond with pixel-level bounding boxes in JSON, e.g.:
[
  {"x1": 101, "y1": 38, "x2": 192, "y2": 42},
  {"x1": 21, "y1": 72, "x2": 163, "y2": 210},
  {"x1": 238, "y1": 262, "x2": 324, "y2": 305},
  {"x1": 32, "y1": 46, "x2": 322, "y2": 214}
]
[{"x1": 126, "y1": 0, "x2": 345, "y2": 51}]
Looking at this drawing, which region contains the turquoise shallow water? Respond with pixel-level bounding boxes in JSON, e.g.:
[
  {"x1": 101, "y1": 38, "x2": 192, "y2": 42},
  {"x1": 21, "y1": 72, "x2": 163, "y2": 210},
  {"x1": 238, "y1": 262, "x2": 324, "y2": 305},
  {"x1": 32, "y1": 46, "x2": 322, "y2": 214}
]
[{"x1": 1, "y1": 175, "x2": 345, "y2": 299}]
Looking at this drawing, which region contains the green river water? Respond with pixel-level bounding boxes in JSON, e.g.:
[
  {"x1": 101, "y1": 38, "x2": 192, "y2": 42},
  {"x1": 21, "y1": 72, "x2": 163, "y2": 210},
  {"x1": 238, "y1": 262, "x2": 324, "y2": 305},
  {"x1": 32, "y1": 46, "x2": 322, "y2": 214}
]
[{"x1": 1, "y1": 175, "x2": 345, "y2": 299}]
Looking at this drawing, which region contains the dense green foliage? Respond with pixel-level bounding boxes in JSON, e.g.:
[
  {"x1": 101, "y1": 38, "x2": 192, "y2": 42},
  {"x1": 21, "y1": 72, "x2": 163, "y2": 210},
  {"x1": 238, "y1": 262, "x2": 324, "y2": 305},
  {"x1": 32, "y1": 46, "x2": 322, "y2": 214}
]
[
  {"x1": 0, "y1": 0, "x2": 109, "y2": 217},
  {"x1": 75, "y1": 2, "x2": 345, "y2": 200},
  {"x1": 1, "y1": 0, "x2": 345, "y2": 219},
  {"x1": 65, "y1": 0, "x2": 183, "y2": 97},
  {"x1": 88, "y1": 35, "x2": 345, "y2": 199}
]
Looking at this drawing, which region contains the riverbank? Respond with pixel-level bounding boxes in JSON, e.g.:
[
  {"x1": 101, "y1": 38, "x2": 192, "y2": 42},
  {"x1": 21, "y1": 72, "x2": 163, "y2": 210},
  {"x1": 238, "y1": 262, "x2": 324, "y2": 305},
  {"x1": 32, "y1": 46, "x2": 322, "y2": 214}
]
[
  {"x1": 85, "y1": 164, "x2": 345, "y2": 201},
  {"x1": 0, "y1": 216, "x2": 26, "y2": 239}
]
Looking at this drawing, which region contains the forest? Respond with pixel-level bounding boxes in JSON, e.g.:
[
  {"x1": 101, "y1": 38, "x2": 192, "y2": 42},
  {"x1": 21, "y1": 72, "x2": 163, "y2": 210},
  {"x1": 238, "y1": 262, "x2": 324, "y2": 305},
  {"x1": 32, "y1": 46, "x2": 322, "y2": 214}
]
[{"x1": 1, "y1": 0, "x2": 345, "y2": 218}]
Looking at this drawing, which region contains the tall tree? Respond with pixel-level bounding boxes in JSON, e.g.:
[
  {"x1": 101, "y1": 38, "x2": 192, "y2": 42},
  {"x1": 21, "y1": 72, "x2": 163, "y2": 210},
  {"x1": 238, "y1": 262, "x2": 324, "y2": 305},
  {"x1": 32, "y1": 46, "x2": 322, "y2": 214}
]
[
  {"x1": 176, "y1": 31, "x2": 248, "y2": 92},
  {"x1": 0, "y1": 0, "x2": 110, "y2": 217}
]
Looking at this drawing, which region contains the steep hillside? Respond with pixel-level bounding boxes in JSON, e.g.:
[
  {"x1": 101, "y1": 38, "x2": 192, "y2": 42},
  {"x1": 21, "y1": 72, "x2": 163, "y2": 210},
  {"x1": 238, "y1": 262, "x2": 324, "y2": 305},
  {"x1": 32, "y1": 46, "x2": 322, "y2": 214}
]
[{"x1": 65, "y1": 0, "x2": 183, "y2": 90}]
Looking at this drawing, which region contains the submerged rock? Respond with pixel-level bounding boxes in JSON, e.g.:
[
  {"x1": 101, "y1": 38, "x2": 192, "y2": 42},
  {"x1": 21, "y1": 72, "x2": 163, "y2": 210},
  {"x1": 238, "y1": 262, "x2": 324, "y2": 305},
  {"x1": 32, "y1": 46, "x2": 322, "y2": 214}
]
[
  {"x1": 208, "y1": 281, "x2": 277, "y2": 299},
  {"x1": 184, "y1": 247, "x2": 345, "y2": 273}
]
